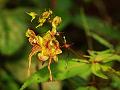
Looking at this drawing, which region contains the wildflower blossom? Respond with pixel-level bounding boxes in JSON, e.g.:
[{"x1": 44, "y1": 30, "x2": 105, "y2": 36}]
[
  {"x1": 27, "y1": 12, "x2": 37, "y2": 22},
  {"x1": 26, "y1": 10, "x2": 62, "y2": 81}
]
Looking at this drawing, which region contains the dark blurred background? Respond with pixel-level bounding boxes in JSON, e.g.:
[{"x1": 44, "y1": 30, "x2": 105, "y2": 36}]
[{"x1": 0, "y1": 0, "x2": 120, "y2": 90}]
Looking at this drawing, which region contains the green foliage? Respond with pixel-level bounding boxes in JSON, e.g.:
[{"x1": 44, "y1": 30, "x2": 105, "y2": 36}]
[
  {"x1": 77, "y1": 8, "x2": 113, "y2": 49},
  {"x1": 0, "y1": 69, "x2": 19, "y2": 90},
  {"x1": 111, "y1": 75, "x2": 120, "y2": 89},
  {"x1": 20, "y1": 59, "x2": 90, "y2": 90},
  {"x1": 0, "y1": 0, "x2": 120, "y2": 90},
  {"x1": 90, "y1": 32, "x2": 113, "y2": 48},
  {"x1": 88, "y1": 49, "x2": 120, "y2": 63},
  {"x1": 91, "y1": 63, "x2": 108, "y2": 79},
  {"x1": 19, "y1": 6, "x2": 120, "y2": 90},
  {"x1": 88, "y1": 50, "x2": 120, "y2": 79},
  {"x1": 76, "y1": 86, "x2": 97, "y2": 90},
  {"x1": 74, "y1": 13, "x2": 120, "y2": 41},
  {"x1": 20, "y1": 49, "x2": 120, "y2": 89},
  {"x1": 0, "y1": 8, "x2": 27, "y2": 55}
]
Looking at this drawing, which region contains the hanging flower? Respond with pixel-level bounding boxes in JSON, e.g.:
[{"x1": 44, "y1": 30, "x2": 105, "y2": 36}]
[{"x1": 26, "y1": 10, "x2": 62, "y2": 81}]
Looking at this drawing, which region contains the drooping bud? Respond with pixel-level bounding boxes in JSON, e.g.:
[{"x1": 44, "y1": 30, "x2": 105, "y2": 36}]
[
  {"x1": 52, "y1": 16, "x2": 62, "y2": 28},
  {"x1": 26, "y1": 29, "x2": 36, "y2": 37},
  {"x1": 27, "y1": 12, "x2": 37, "y2": 22}
]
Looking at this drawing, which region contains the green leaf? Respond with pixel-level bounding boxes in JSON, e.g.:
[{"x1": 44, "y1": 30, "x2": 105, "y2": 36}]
[
  {"x1": 75, "y1": 9, "x2": 113, "y2": 48},
  {"x1": 102, "y1": 54, "x2": 120, "y2": 63},
  {"x1": 91, "y1": 63, "x2": 108, "y2": 79},
  {"x1": 0, "y1": 8, "x2": 27, "y2": 55},
  {"x1": 73, "y1": 14, "x2": 120, "y2": 40},
  {"x1": 95, "y1": 49, "x2": 113, "y2": 54},
  {"x1": 88, "y1": 49, "x2": 120, "y2": 63},
  {"x1": 90, "y1": 32, "x2": 113, "y2": 48},
  {"x1": 0, "y1": 69, "x2": 19, "y2": 90},
  {"x1": 93, "y1": 53, "x2": 112, "y2": 62},
  {"x1": 72, "y1": 59, "x2": 89, "y2": 63},
  {"x1": 88, "y1": 49, "x2": 112, "y2": 56},
  {"x1": 101, "y1": 65, "x2": 111, "y2": 72},
  {"x1": 105, "y1": 68, "x2": 120, "y2": 89},
  {"x1": 111, "y1": 75, "x2": 120, "y2": 89},
  {"x1": 20, "y1": 59, "x2": 90, "y2": 90},
  {"x1": 109, "y1": 68, "x2": 120, "y2": 77}
]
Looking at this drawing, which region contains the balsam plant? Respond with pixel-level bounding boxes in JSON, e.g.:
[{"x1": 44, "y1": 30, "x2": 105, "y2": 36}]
[
  {"x1": 20, "y1": 9, "x2": 120, "y2": 90},
  {"x1": 26, "y1": 10, "x2": 62, "y2": 81}
]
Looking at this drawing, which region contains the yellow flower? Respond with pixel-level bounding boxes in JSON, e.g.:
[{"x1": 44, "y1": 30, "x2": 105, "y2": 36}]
[
  {"x1": 26, "y1": 10, "x2": 62, "y2": 81},
  {"x1": 42, "y1": 10, "x2": 52, "y2": 19},
  {"x1": 26, "y1": 29, "x2": 38, "y2": 45},
  {"x1": 27, "y1": 12, "x2": 37, "y2": 22},
  {"x1": 26, "y1": 29, "x2": 62, "y2": 79},
  {"x1": 36, "y1": 10, "x2": 53, "y2": 28},
  {"x1": 26, "y1": 29, "x2": 42, "y2": 76},
  {"x1": 52, "y1": 16, "x2": 62, "y2": 28},
  {"x1": 38, "y1": 30, "x2": 62, "y2": 59}
]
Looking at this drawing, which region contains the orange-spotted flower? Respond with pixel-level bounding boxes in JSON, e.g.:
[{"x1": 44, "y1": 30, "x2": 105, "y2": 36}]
[
  {"x1": 26, "y1": 10, "x2": 62, "y2": 81},
  {"x1": 36, "y1": 10, "x2": 53, "y2": 28}
]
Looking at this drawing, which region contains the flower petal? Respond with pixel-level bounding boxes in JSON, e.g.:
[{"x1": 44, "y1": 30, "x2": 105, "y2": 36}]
[{"x1": 27, "y1": 12, "x2": 37, "y2": 22}]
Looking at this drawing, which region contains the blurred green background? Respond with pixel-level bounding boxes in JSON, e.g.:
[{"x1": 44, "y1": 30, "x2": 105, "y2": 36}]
[{"x1": 0, "y1": 0, "x2": 120, "y2": 90}]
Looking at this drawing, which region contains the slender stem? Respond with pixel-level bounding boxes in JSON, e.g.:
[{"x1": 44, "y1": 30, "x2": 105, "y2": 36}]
[
  {"x1": 48, "y1": 57, "x2": 53, "y2": 81},
  {"x1": 28, "y1": 54, "x2": 32, "y2": 76}
]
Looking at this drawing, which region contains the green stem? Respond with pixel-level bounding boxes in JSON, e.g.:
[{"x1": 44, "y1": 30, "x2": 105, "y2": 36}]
[
  {"x1": 36, "y1": 63, "x2": 42, "y2": 90},
  {"x1": 80, "y1": 8, "x2": 93, "y2": 50}
]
